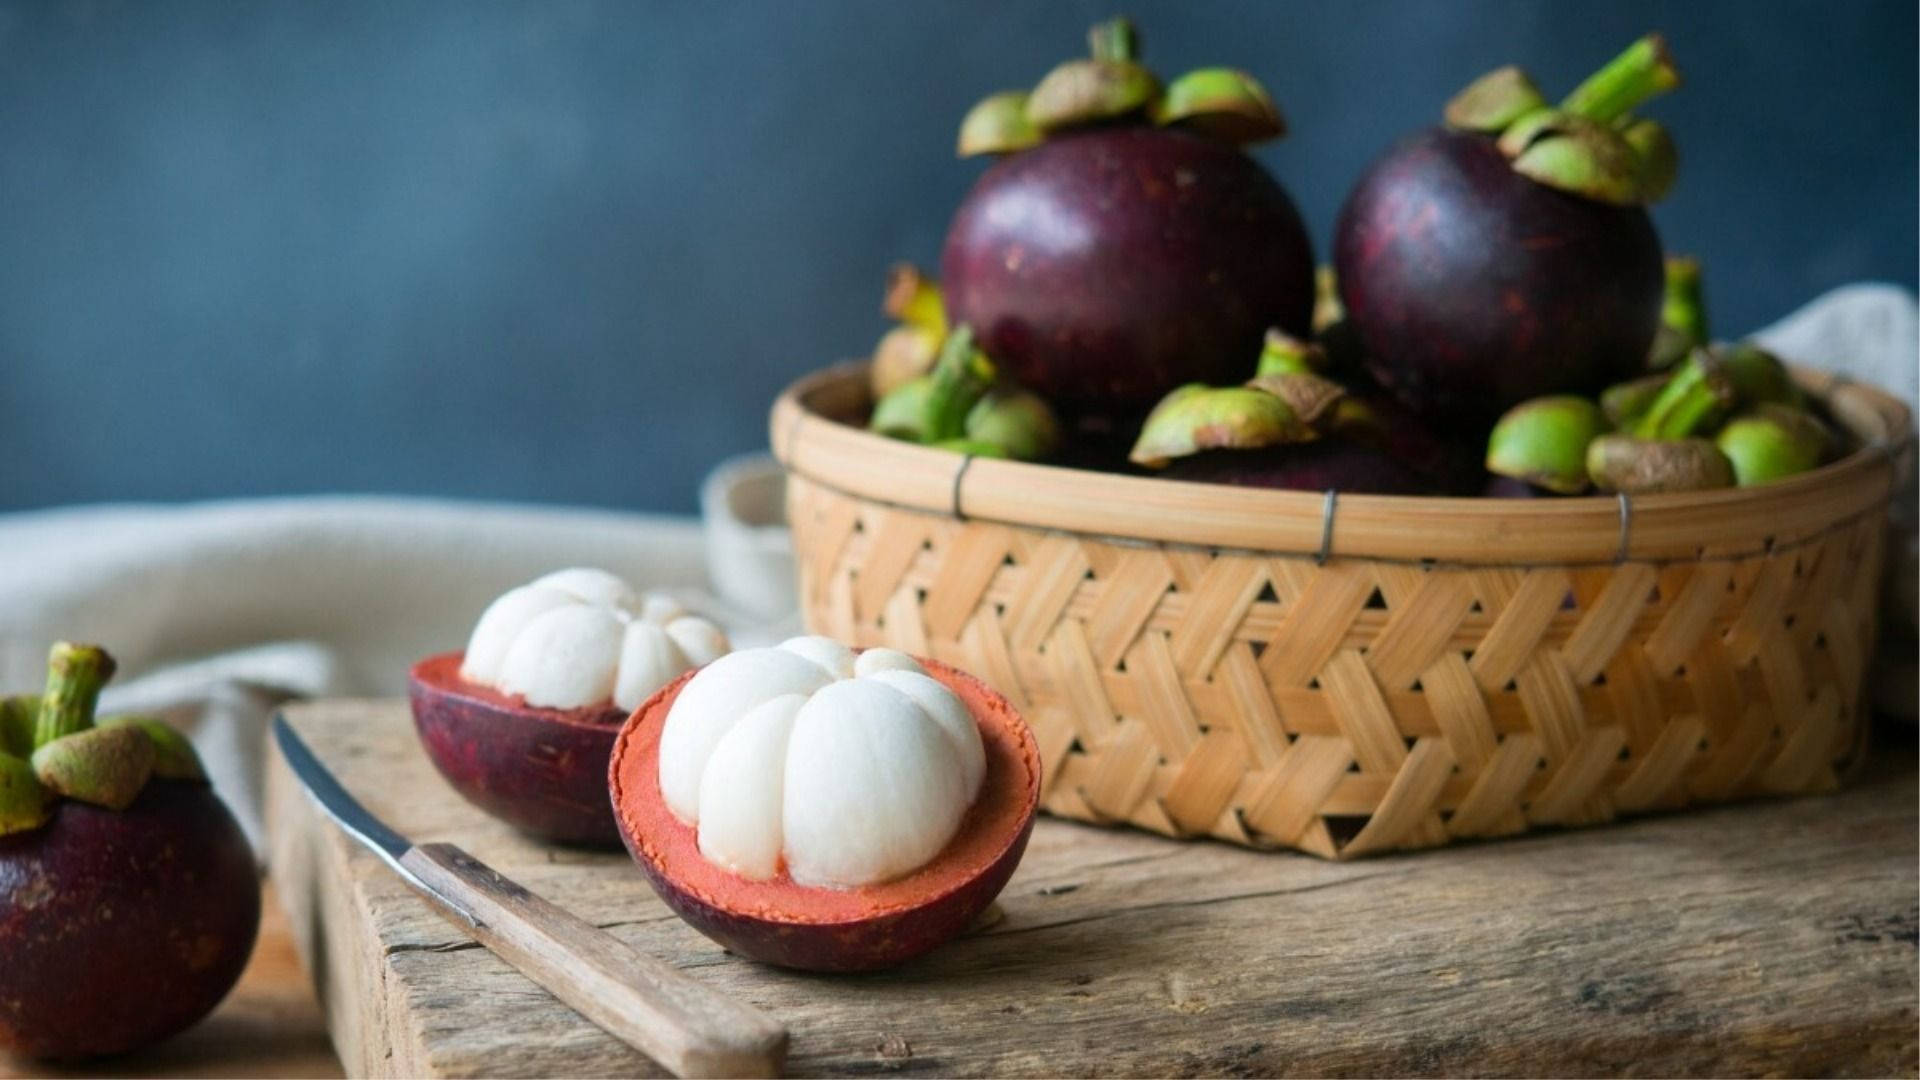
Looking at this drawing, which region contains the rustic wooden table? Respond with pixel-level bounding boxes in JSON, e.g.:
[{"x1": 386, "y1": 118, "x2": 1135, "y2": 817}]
[{"x1": 260, "y1": 699, "x2": 1918, "y2": 1078}]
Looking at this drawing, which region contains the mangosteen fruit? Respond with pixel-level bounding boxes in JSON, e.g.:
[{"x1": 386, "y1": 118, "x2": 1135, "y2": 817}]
[
  {"x1": 1485, "y1": 395, "x2": 1609, "y2": 494},
  {"x1": 1587, "y1": 433, "x2": 1734, "y2": 494},
  {"x1": 1716, "y1": 404, "x2": 1832, "y2": 486},
  {"x1": 1334, "y1": 35, "x2": 1681, "y2": 423},
  {"x1": 868, "y1": 265, "x2": 947, "y2": 400},
  {"x1": 609, "y1": 637, "x2": 1039, "y2": 972},
  {"x1": 409, "y1": 568, "x2": 730, "y2": 847},
  {"x1": 1482, "y1": 474, "x2": 1556, "y2": 499},
  {"x1": 1165, "y1": 441, "x2": 1435, "y2": 496},
  {"x1": 1128, "y1": 376, "x2": 1458, "y2": 496},
  {"x1": 942, "y1": 19, "x2": 1314, "y2": 413},
  {"x1": 870, "y1": 324, "x2": 1061, "y2": 462},
  {"x1": 1631, "y1": 341, "x2": 1803, "y2": 441},
  {"x1": 1648, "y1": 255, "x2": 1708, "y2": 370},
  {"x1": 1, "y1": 642, "x2": 259, "y2": 1060}
]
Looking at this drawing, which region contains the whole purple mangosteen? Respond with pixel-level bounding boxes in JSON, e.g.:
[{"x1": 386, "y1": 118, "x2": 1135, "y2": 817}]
[
  {"x1": 941, "y1": 19, "x2": 1314, "y2": 415},
  {"x1": 1334, "y1": 35, "x2": 1681, "y2": 424}
]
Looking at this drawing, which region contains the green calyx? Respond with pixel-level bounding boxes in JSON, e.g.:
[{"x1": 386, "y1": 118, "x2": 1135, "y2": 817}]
[
  {"x1": 0, "y1": 754, "x2": 53, "y2": 834},
  {"x1": 1622, "y1": 117, "x2": 1678, "y2": 202},
  {"x1": 1648, "y1": 255, "x2": 1707, "y2": 370},
  {"x1": 1710, "y1": 342, "x2": 1803, "y2": 409},
  {"x1": 1444, "y1": 65, "x2": 1547, "y2": 132},
  {"x1": 1633, "y1": 343, "x2": 1802, "y2": 440},
  {"x1": 958, "y1": 91, "x2": 1041, "y2": 157},
  {"x1": 1716, "y1": 404, "x2": 1829, "y2": 487},
  {"x1": 32, "y1": 725, "x2": 155, "y2": 811},
  {"x1": 1601, "y1": 373, "x2": 1670, "y2": 427},
  {"x1": 1158, "y1": 67, "x2": 1285, "y2": 144},
  {"x1": 931, "y1": 437, "x2": 1009, "y2": 459},
  {"x1": 1244, "y1": 371, "x2": 1346, "y2": 427},
  {"x1": 1632, "y1": 350, "x2": 1725, "y2": 439},
  {"x1": 98, "y1": 715, "x2": 207, "y2": 781},
  {"x1": 871, "y1": 325, "x2": 941, "y2": 400},
  {"x1": 870, "y1": 325, "x2": 1058, "y2": 462},
  {"x1": 870, "y1": 323, "x2": 996, "y2": 444},
  {"x1": 0, "y1": 642, "x2": 207, "y2": 836},
  {"x1": 883, "y1": 263, "x2": 945, "y2": 335},
  {"x1": 964, "y1": 386, "x2": 1061, "y2": 462},
  {"x1": 1497, "y1": 110, "x2": 1647, "y2": 206},
  {"x1": 1255, "y1": 328, "x2": 1328, "y2": 377},
  {"x1": 959, "y1": 18, "x2": 1291, "y2": 156},
  {"x1": 1486, "y1": 395, "x2": 1609, "y2": 494},
  {"x1": 871, "y1": 264, "x2": 947, "y2": 399},
  {"x1": 1, "y1": 695, "x2": 38, "y2": 758},
  {"x1": 1027, "y1": 23, "x2": 1160, "y2": 134},
  {"x1": 1587, "y1": 433, "x2": 1734, "y2": 494},
  {"x1": 1129, "y1": 384, "x2": 1317, "y2": 469},
  {"x1": 1462, "y1": 33, "x2": 1680, "y2": 205},
  {"x1": 1312, "y1": 266, "x2": 1345, "y2": 335}
]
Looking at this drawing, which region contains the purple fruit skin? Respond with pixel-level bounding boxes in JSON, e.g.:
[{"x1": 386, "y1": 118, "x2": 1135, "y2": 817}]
[
  {"x1": 0, "y1": 781, "x2": 261, "y2": 1059},
  {"x1": 409, "y1": 653, "x2": 624, "y2": 848},
  {"x1": 1164, "y1": 441, "x2": 1436, "y2": 495},
  {"x1": 1333, "y1": 128, "x2": 1663, "y2": 423},
  {"x1": 1483, "y1": 474, "x2": 1552, "y2": 498},
  {"x1": 943, "y1": 127, "x2": 1315, "y2": 412}
]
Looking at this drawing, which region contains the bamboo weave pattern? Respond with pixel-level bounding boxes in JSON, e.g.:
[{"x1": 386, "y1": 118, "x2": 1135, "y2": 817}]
[{"x1": 787, "y1": 471, "x2": 1883, "y2": 858}]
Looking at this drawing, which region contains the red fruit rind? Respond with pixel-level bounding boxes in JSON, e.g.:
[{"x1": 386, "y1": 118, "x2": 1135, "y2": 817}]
[
  {"x1": 610, "y1": 659, "x2": 1041, "y2": 972},
  {"x1": 408, "y1": 652, "x2": 626, "y2": 847}
]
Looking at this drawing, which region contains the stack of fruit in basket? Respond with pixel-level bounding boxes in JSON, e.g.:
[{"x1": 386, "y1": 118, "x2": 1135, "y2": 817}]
[{"x1": 862, "y1": 19, "x2": 1847, "y2": 496}]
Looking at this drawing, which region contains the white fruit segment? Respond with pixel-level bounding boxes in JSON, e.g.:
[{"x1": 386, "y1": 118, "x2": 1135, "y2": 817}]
[
  {"x1": 459, "y1": 568, "x2": 730, "y2": 712},
  {"x1": 779, "y1": 635, "x2": 856, "y2": 678},
  {"x1": 658, "y1": 639, "x2": 987, "y2": 888}
]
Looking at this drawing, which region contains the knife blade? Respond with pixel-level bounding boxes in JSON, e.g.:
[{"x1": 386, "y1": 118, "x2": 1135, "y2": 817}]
[{"x1": 272, "y1": 713, "x2": 788, "y2": 1079}]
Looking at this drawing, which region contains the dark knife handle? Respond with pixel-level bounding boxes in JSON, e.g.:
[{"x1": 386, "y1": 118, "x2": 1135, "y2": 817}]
[{"x1": 399, "y1": 842, "x2": 788, "y2": 1079}]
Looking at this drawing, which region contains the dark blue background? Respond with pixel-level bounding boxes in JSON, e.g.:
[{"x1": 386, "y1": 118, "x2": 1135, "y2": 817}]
[{"x1": 1, "y1": 1, "x2": 1913, "y2": 513}]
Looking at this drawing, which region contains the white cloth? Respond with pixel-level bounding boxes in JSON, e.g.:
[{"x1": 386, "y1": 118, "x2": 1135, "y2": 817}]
[
  {"x1": 0, "y1": 286, "x2": 1913, "y2": 851},
  {"x1": 0, "y1": 497, "x2": 726, "y2": 850}
]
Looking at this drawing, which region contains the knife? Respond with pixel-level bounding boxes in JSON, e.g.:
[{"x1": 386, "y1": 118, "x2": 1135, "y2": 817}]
[{"x1": 272, "y1": 713, "x2": 788, "y2": 1079}]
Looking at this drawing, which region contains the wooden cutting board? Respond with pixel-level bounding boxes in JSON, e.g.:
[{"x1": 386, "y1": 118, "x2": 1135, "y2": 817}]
[{"x1": 265, "y1": 700, "x2": 1918, "y2": 1078}]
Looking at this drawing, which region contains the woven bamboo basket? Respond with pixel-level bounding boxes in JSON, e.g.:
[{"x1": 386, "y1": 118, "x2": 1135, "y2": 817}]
[{"x1": 770, "y1": 362, "x2": 1913, "y2": 859}]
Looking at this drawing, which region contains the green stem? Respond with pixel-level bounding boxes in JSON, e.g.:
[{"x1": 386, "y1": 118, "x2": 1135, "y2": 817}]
[
  {"x1": 1631, "y1": 352, "x2": 1730, "y2": 440},
  {"x1": 0, "y1": 695, "x2": 39, "y2": 758},
  {"x1": 33, "y1": 642, "x2": 115, "y2": 749},
  {"x1": 1662, "y1": 256, "x2": 1707, "y2": 346},
  {"x1": 925, "y1": 325, "x2": 996, "y2": 442},
  {"x1": 1255, "y1": 329, "x2": 1324, "y2": 377},
  {"x1": 1087, "y1": 17, "x2": 1139, "y2": 63},
  {"x1": 1560, "y1": 34, "x2": 1679, "y2": 124}
]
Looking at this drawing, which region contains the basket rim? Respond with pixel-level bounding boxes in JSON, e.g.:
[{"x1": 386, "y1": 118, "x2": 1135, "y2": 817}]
[{"x1": 770, "y1": 361, "x2": 1913, "y2": 566}]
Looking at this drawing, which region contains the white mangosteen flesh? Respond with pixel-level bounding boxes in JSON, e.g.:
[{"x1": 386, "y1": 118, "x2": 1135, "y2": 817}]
[
  {"x1": 658, "y1": 639, "x2": 987, "y2": 889},
  {"x1": 459, "y1": 569, "x2": 731, "y2": 712}
]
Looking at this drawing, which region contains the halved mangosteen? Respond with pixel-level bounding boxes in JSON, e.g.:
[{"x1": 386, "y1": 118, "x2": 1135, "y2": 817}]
[
  {"x1": 609, "y1": 638, "x2": 1040, "y2": 972},
  {"x1": 409, "y1": 568, "x2": 730, "y2": 848}
]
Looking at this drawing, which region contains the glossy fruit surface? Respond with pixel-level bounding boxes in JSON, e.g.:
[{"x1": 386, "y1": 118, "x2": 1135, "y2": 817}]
[
  {"x1": 1162, "y1": 440, "x2": 1435, "y2": 495},
  {"x1": 0, "y1": 780, "x2": 259, "y2": 1059},
  {"x1": 610, "y1": 659, "x2": 1039, "y2": 972},
  {"x1": 409, "y1": 651, "x2": 625, "y2": 848},
  {"x1": 1334, "y1": 127, "x2": 1663, "y2": 422},
  {"x1": 943, "y1": 126, "x2": 1313, "y2": 412}
]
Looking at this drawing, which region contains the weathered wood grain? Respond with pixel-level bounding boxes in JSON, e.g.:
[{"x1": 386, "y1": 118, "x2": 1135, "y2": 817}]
[
  {"x1": 265, "y1": 700, "x2": 1919, "y2": 1078},
  {"x1": 398, "y1": 842, "x2": 787, "y2": 1077}
]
